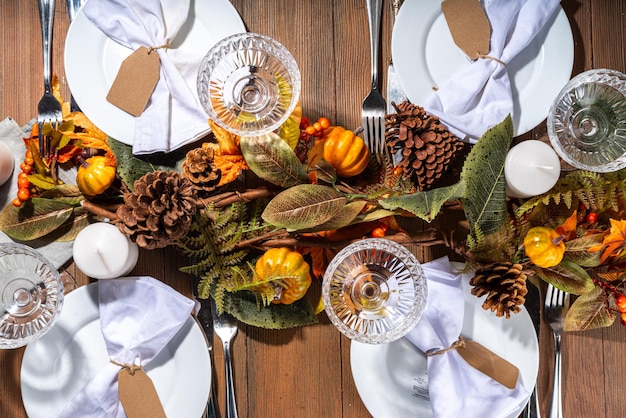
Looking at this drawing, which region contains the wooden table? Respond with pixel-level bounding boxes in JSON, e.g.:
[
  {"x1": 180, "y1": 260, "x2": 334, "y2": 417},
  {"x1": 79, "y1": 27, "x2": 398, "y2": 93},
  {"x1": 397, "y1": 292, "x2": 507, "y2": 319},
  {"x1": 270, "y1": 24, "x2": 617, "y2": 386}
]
[{"x1": 1, "y1": 0, "x2": 625, "y2": 417}]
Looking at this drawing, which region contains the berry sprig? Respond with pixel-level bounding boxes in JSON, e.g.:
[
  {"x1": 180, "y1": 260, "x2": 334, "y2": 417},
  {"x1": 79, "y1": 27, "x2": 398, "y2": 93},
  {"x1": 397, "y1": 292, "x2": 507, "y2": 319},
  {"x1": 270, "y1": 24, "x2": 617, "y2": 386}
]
[
  {"x1": 12, "y1": 149, "x2": 34, "y2": 207},
  {"x1": 304, "y1": 117, "x2": 330, "y2": 137}
]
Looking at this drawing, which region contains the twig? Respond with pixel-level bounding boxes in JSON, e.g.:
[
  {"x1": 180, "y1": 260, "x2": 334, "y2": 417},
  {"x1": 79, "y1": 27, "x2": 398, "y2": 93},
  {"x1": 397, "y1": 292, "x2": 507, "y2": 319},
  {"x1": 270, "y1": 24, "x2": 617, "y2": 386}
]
[
  {"x1": 197, "y1": 188, "x2": 277, "y2": 208},
  {"x1": 81, "y1": 200, "x2": 119, "y2": 221}
]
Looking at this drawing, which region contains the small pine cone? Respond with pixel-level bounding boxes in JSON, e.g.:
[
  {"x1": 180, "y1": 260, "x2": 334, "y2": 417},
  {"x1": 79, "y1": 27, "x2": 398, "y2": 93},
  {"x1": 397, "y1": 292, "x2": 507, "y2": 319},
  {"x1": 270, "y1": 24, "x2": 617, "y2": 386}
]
[
  {"x1": 116, "y1": 170, "x2": 198, "y2": 250},
  {"x1": 385, "y1": 101, "x2": 464, "y2": 191},
  {"x1": 181, "y1": 146, "x2": 221, "y2": 193},
  {"x1": 469, "y1": 262, "x2": 528, "y2": 318}
]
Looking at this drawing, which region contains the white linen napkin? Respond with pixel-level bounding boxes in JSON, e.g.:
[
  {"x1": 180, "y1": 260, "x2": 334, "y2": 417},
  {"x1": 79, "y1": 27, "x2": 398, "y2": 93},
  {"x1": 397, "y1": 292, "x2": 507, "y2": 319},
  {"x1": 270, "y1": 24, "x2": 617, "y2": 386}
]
[
  {"x1": 423, "y1": 0, "x2": 561, "y2": 142},
  {"x1": 83, "y1": 0, "x2": 210, "y2": 154},
  {"x1": 405, "y1": 257, "x2": 529, "y2": 418},
  {"x1": 59, "y1": 276, "x2": 196, "y2": 418}
]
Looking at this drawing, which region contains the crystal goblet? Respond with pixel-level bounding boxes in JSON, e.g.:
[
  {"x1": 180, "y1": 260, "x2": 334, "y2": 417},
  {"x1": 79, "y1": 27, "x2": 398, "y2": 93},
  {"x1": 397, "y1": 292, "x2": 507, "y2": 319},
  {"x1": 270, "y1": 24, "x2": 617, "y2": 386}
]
[
  {"x1": 547, "y1": 69, "x2": 626, "y2": 172},
  {"x1": 197, "y1": 32, "x2": 301, "y2": 137},
  {"x1": 322, "y1": 238, "x2": 427, "y2": 344},
  {"x1": 0, "y1": 243, "x2": 64, "y2": 349}
]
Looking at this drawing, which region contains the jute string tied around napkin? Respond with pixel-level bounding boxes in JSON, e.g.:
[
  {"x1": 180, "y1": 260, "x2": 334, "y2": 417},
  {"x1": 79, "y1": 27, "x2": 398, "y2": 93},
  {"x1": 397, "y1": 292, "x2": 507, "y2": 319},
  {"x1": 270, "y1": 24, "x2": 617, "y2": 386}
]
[{"x1": 425, "y1": 336, "x2": 465, "y2": 356}]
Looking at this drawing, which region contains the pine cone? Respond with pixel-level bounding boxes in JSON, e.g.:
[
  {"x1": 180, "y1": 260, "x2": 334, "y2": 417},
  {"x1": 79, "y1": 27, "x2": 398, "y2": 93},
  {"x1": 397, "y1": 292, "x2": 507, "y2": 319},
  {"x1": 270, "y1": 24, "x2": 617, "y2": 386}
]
[
  {"x1": 385, "y1": 101, "x2": 464, "y2": 191},
  {"x1": 116, "y1": 170, "x2": 198, "y2": 250},
  {"x1": 469, "y1": 262, "x2": 528, "y2": 318},
  {"x1": 181, "y1": 146, "x2": 221, "y2": 193}
]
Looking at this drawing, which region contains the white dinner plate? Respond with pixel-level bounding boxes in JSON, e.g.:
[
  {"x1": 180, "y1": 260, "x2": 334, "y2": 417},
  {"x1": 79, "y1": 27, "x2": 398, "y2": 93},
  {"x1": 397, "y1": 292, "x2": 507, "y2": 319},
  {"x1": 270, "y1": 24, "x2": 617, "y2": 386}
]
[
  {"x1": 392, "y1": 0, "x2": 574, "y2": 137},
  {"x1": 350, "y1": 263, "x2": 539, "y2": 418},
  {"x1": 64, "y1": 0, "x2": 246, "y2": 145},
  {"x1": 21, "y1": 282, "x2": 211, "y2": 417}
]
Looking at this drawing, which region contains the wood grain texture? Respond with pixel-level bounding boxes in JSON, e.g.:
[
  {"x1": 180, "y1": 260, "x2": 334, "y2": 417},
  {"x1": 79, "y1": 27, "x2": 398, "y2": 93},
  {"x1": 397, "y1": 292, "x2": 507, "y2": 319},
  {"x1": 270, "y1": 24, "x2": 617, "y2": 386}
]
[{"x1": 1, "y1": 1, "x2": 626, "y2": 417}]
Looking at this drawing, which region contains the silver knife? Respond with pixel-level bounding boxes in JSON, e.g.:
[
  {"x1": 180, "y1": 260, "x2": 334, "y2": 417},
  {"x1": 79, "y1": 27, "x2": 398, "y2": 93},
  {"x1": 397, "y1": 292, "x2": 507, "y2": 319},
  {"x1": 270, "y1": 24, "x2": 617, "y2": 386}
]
[
  {"x1": 193, "y1": 282, "x2": 219, "y2": 418},
  {"x1": 523, "y1": 282, "x2": 542, "y2": 418},
  {"x1": 387, "y1": 0, "x2": 406, "y2": 166}
]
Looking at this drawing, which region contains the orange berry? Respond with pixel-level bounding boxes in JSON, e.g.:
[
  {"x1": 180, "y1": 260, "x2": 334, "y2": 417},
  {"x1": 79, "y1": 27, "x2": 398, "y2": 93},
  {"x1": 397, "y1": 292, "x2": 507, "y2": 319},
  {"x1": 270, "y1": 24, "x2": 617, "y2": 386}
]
[
  {"x1": 11, "y1": 198, "x2": 22, "y2": 207},
  {"x1": 17, "y1": 177, "x2": 30, "y2": 189},
  {"x1": 616, "y1": 294, "x2": 626, "y2": 313},
  {"x1": 18, "y1": 172, "x2": 29, "y2": 180},
  {"x1": 17, "y1": 188, "x2": 30, "y2": 201},
  {"x1": 586, "y1": 212, "x2": 598, "y2": 224},
  {"x1": 305, "y1": 126, "x2": 316, "y2": 135},
  {"x1": 319, "y1": 117, "x2": 330, "y2": 129},
  {"x1": 620, "y1": 312, "x2": 626, "y2": 326},
  {"x1": 19, "y1": 162, "x2": 32, "y2": 173},
  {"x1": 313, "y1": 122, "x2": 322, "y2": 132},
  {"x1": 24, "y1": 156, "x2": 34, "y2": 166},
  {"x1": 371, "y1": 227, "x2": 386, "y2": 238}
]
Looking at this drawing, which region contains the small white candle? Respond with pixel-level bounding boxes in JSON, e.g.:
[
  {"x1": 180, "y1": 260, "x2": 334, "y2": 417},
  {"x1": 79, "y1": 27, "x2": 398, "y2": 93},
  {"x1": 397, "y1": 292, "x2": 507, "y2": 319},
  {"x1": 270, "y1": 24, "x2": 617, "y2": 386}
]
[
  {"x1": 505, "y1": 140, "x2": 561, "y2": 198},
  {"x1": 0, "y1": 140, "x2": 15, "y2": 186},
  {"x1": 73, "y1": 222, "x2": 139, "y2": 279}
]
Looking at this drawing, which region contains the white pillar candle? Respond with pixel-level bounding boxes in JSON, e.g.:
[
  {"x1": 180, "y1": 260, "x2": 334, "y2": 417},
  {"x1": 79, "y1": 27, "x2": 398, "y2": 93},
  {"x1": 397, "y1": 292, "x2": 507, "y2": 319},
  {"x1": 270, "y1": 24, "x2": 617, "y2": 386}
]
[
  {"x1": 0, "y1": 140, "x2": 15, "y2": 186},
  {"x1": 73, "y1": 222, "x2": 139, "y2": 279},
  {"x1": 505, "y1": 140, "x2": 561, "y2": 199}
]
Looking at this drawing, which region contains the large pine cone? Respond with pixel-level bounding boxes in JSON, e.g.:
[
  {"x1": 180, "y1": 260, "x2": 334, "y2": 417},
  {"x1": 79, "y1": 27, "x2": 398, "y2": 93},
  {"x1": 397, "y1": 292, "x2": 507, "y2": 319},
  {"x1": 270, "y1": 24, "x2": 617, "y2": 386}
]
[
  {"x1": 385, "y1": 101, "x2": 464, "y2": 191},
  {"x1": 469, "y1": 262, "x2": 528, "y2": 318},
  {"x1": 181, "y1": 146, "x2": 221, "y2": 193},
  {"x1": 116, "y1": 170, "x2": 198, "y2": 250}
]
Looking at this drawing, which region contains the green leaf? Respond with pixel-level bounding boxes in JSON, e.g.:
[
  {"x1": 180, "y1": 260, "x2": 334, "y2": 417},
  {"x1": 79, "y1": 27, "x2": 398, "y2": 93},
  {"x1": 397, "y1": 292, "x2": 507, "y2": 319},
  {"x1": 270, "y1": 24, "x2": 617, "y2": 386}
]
[
  {"x1": 460, "y1": 115, "x2": 513, "y2": 241},
  {"x1": 51, "y1": 209, "x2": 91, "y2": 242},
  {"x1": 380, "y1": 180, "x2": 466, "y2": 222},
  {"x1": 563, "y1": 234, "x2": 605, "y2": 267},
  {"x1": 534, "y1": 260, "x2": 596, "y2": 295},
  {"x1": 222, "y1": 291, "x2": 318, "y2": 329},
  {"x1": 39, "y1": 185, "x2": 84, "y2": 205},
  {"x1": 304, "y1": 200, "x2": 367, "y2": 232},
  {"x1": 240, "y1": 133, "x2": 308, "y2": 188},
  {"x1": 27, "y1": 173, "x2": 59, "y2": 190},
  {"x1": 109, "y1": 137, "x2": 186, "y2": 191},
  {"x1": 0, "y1": 198, "x2": 75, "y2": 240},
  {"x1": 564, "y1": 287, "x2": 615, "y2": 331},
  {"x1": 262, "y1": 184, "x2": 347, "y2": 230}
]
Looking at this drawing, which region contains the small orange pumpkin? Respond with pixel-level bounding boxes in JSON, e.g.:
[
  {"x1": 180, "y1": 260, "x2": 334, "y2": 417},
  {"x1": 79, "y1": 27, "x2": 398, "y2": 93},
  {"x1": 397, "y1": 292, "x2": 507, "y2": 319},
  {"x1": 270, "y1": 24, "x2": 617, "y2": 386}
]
[
  {"x1": 76, "y1": 156, "x2": 116, "y2": 196},
  {"x1": 321, "y1": 126, "x2": 369, "y2": 177},
  {"x1": 523, "y1": 226, "x2": 566, "y2": 268},
  {"x1": 254, "y1": 247, "x2": 312, "y2": 304}
]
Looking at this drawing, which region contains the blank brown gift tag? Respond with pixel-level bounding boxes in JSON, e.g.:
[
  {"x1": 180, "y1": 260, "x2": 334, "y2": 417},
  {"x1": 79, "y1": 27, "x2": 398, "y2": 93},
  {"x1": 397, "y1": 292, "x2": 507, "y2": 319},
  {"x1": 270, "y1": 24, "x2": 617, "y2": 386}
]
[
  {"x1": 441, "y1": 0, "x2": 491, "y2": 60},
  {"x1": 456, "y1": 339, "x2": 519, "y2": 390},
  {"x1": 118, "y1": 368, "x2": 167, "y2": 418},
  {"x1": 106, "y1": 46, "x2": 160, "y2": 117}
]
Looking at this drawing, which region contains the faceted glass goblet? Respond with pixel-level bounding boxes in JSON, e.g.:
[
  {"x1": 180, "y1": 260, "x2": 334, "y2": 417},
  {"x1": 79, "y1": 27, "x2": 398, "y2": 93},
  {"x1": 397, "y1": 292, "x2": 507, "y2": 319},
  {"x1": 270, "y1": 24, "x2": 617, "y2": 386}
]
[
  {"x1": 0, "y1": 243, "x2": 64, "y2": 349},
  {"x1": 548, "y1": 69, "x2": 626, "y2": 172},
  {"x1": 322, "y1": 238, "x2": 428, "y2": 344},
  {"x1": 197, "y1": 32, "x2": 301, "y2": 137}
]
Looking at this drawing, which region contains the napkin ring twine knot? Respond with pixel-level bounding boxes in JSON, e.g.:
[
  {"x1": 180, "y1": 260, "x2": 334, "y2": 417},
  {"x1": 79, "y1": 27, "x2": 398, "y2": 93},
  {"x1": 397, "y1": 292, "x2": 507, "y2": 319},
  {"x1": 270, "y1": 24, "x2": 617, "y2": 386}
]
[
  {"x1": 425, "y1": 336, "x2": 466, "y2": 356},
  {"x1": 110, "y1": 359, "x2": 143, "y2": 375},
  {"x1": 148, "y1": 39, "x2": 171, "y2": 54},
  {"x1": 477, "y1": 53, "x2": 507, "y2": 67}
]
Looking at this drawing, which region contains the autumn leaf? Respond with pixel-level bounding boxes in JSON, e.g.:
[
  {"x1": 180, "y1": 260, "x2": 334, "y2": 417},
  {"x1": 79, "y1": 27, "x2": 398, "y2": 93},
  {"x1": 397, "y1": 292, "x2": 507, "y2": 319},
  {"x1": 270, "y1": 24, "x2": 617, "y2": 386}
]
[
  {"x1": 588, "y1": 218, "x2": 626, "y2": 263},
  {"x1": 301, "y1": 246, "x2": 337, "y2": 280},
  {"x1": 555, "y1": 210, "x2": 578, "y2": 241}
]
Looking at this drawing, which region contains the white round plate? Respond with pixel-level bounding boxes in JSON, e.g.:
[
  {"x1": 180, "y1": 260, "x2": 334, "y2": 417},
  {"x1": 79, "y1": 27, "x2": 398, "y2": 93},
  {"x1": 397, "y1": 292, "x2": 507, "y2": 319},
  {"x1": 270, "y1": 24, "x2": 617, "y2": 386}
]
[
  {"x1": 350, "y1": 263, "x2": 539, "y2": 418},
  {"x1": 21, "y1": 282, "x2": 211, "y2": 417},
  {"x1": 392, "y1": 0, "x2": 574, "y2": 137},
  {"x1": 64, "y1": 0, "x2": 246, "y2": 145}
]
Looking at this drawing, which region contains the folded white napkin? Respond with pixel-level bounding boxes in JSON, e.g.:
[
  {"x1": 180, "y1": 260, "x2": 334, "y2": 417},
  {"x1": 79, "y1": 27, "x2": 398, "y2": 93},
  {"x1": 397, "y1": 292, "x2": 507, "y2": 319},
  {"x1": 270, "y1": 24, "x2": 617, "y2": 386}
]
[
  {"x1": 59, "y1": 276, "x2": 196, "y2": 418},
  {"x1": 405, "y1": 257, "x2": 529, "y2": 418},
  {"x1": 83, "y1": 0, "x2": 210, "y2": 154},
  {"x1": 423, "y1": 0, "x2": 560, "y2": 142}
]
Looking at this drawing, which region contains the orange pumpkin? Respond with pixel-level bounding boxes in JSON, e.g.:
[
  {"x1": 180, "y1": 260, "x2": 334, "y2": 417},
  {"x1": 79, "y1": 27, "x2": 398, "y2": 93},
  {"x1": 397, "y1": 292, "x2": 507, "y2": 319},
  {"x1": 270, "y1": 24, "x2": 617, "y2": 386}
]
[
  {"x1": 322, "y1": 126, "x2": 369, "y2": 177},
  {"x1": 523, "y1": 226, "x2": 566, "y2": 268},
  {"x1": 76, "y1": 156, "x2": 116, "y2": 196},
  {"x1": 254, "y1": 247, "x2": 312, "y2": 304}
]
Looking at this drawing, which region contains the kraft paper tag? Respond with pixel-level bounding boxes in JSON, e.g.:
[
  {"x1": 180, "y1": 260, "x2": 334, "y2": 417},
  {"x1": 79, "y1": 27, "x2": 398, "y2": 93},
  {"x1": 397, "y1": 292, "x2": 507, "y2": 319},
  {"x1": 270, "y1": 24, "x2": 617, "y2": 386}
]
[
  {"x1": 456, "y1": 339, "x2": 519, "y2": 389},
  {"x1": 106, "y1": 46, "x2": 160, "y2": 117},
  {"x1": 118, "y1": 367, "x2": 167, "y2": 418},
  {"x1": 441, "y1": 0, "x2": 491, "y2": 60}
]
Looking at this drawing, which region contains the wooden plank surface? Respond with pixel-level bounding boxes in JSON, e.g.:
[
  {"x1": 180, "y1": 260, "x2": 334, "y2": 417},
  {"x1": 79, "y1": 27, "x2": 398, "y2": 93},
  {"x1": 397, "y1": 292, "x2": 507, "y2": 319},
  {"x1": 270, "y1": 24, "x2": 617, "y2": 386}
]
[{"x1": 1, "y1": 1, "x2": 626, "y2": 417}]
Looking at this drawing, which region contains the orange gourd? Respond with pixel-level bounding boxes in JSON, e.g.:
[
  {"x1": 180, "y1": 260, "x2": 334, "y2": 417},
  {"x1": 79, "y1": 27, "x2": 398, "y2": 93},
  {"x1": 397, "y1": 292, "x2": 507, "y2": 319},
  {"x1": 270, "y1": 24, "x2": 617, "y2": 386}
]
[
  {"x1": 322, "y1": 126, "x2": 369, "y2": 177},
  {"x1": 76, "y1": 156, "x2": 116, "y2": 196},
  {"x1": 523, "y1": 226, "x2": 566, "y2": 268},
  {"x1": 254, "y1": 247, "x2": 312, "y2": 304}
]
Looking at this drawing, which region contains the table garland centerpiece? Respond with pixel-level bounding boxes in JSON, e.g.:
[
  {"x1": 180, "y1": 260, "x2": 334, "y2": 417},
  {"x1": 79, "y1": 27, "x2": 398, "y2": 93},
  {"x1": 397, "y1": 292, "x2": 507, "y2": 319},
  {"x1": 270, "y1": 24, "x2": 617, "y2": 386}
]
[{"x1": 2, "y1": 83, "x2": 626, "y2": 332}]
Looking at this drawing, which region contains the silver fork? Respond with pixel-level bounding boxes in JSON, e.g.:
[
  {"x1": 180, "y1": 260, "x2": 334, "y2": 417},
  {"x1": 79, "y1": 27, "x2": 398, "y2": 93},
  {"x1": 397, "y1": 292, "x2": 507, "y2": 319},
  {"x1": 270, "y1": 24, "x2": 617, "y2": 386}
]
[
  {"x1": 211, "y1": 298, "x2": 239, "y2": 418},
  {"x1": 361, "y1": 0, "x2": 387, "y2": 157},
  {"x1": 37, "y1": 0, "x2": 62, "y2": 158},
  {"x1": 544, "y1": 284, "x2": 570, "y2": 418},
  {"x1": 192, "y1": 284, "x2": 218, "y2": 418}
]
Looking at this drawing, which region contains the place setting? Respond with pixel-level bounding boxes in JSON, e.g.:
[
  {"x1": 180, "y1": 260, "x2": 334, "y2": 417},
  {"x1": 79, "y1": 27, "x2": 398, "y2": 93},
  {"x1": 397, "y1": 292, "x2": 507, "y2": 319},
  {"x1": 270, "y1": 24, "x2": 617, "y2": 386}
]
[{"x1": 2, "y1": 0, "x2": 626, "y2": 417}]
